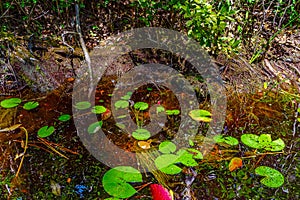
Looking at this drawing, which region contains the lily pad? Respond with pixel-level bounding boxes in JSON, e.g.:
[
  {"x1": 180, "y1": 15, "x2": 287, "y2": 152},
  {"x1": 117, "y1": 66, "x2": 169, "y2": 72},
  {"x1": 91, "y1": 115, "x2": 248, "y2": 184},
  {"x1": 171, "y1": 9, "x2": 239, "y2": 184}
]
[
  {"x1": 38, "y1": 126, "x2": 55, "y2": 138},
  {"x1": 241, "y1": 134, "x2": 264, "y2": 149},
  {"x1": 258, "y1": 134, "x2": 272, "y2": 145},
  {"x1": 23, "y1": 101, "x2": 39, "y2": 110},
  {"x1": 228, "y1": 157, "x2": 243, "y2": 172},
  {"x1": 88, "y1": 121, "x2": 103, "y2": 134},
  {"x1": 132, "y1": 128, "x2": 151, "y2": 140},
  {"x1": 155, "y1": 154, "x2": 182, "y2": 175},
  {"x1": 58, "y1": 114, "x2": 71, "y2": 122},
  {"x1": 133, "y1": 102, "x2": 148, "y2": 111},
  {"x1": 255, "y1": 166, "x2": 284, "y2": 188},
  {"x1": 213, "y1": 135, "x2": 239, "y2": 146},
  {"x1": 176, "y1": 149, "x2": 198, "y2": 167},
  {"x1": 159, "y1": 141, "x2": 177, "y2": 154},
  {"x1": 156, "y1": 105, "x2": 165, "y2": 113},
  {"x1": 74, "y1": 101, "x2": 91, "y2": 110},
  {"x1": 114, "y1": 100, "x2": 129, "y2": 109},
  {"x1": 91, "y1": 105, "x2": 107, "y2": 114},
  {"x1": 0, "y1": 98, "x2": 21, "y2": 108},
  {"x1": 166, "y1": 109, "x2": 180, "y2": 115},
  {"x1": 102, "y1": 166, "x2": 142, "y2": 198},
  {"x1": 189, "y1": 109, "x2": 212, "y2": 122},
  {"x1": 265, "y1": 138, "x2": 285, "y2": 151}
]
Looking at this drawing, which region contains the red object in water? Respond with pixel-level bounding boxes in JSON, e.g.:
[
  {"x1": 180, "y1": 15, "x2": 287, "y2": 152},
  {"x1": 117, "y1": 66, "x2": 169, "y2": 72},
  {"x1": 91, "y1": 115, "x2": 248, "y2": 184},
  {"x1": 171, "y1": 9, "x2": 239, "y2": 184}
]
[{"x1": 150, "y1": 184, "x2": 172, "y2": 200}]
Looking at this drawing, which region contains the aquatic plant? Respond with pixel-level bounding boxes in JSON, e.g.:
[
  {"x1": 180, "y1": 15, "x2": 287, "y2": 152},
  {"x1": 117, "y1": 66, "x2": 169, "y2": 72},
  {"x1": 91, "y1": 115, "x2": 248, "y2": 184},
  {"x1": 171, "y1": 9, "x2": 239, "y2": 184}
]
[
  {"x1": 241, "y1": 134, "x2": 285, "y2": 151},
  {"x1": 213, "y1": 135, "x2": 239, "y2": 146},
  {"x1": 37, "y1": 125, "x2": 55, "y2": 138},
  {"x1": 228, "y1": 157, "x2": 243, "y2": 172},
  {"x1": 132, "y1": 128, "x2": 151, "y2": 140},
  {"x1": 87, "y1": 121, "x2": 103, "y2": 134},
  {"x1": 0, "y1": 97, "x2": 21, "y2": 108},
  {"x1": 58, "y1": 114, "x2": 71, "y2": 122},
  {"x1": 189, "y1": 109, "x2": 212, "y2": 122},
  {"x1": 102, "y1": 166, "x2": 142, "y2": 199},
  {"x1": 91, "y1": 105, "x2": 106, "y2": 114},
  {"x1": 23, "y1": 101, "x2": 39, "y2": 110},
  {"x1": 255, "y1": 166, "x2": 284, "y2": 188},
  {"x1": 74, "y1": 101, "x2": 91, "y2": 110}
]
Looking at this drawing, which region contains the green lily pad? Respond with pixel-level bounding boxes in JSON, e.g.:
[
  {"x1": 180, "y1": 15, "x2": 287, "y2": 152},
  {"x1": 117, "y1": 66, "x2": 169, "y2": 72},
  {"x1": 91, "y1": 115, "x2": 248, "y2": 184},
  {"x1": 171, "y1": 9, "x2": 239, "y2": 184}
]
[
  {"x1": 265, "y1": 138, "x2": 285, "y2": 151},
  {"x1": 0, "y1": 98, "x2": 21, "y2": 108},
  {"x1": 258, "y1": 134, "x2": 272, "y2": 145},
  {"x1": 166, "y1": 109, "x2": 180, "y2": 115},
  {"x1": 91, "y1": 105, "x2": 107, "y2": 114},
  {"x1": 213, "y1": 135, "x2": 239, "y2": 146},
  {"x1": 159, "y1": 141, "x2": 177, "y2": 154},
  {"x1": 133, "y1": 102, "x2": 148, "y2": 111},
  {"x1": 74, "y1": 101, "x2": 91, "y2": 110},
  {"x1": 155, "y1": 154, "x2": 182, "y2": 175},
  {"x1": 156, "y1": 105, "x2": 165, "y2": 113},
  {"x1": 255, "y1": 166, "x2": 284, "y2": 188},
  {"x1": 241, "y1": 134, "x2": 264, "y2": 149},
  {"x1": 23, "y1": 101, "x2": 39, "y2": 110},
  {"x1": 102, "y1": 166, "x2": 142, "y2": 199},
  {"x1": 114, "y1": 100, "x2": 129, "y2": 109},
  {"x1": 121, "y1": 94, "x2": 131, "y2": 100},
  {"x1": 38, "y1": 126, "x2": 55, "y2": 138},
  {"x1": 132, "y1": 128, "x2": 151, "y2": 140},
  {"x1": 188, "y1": 109, "x2": 212, "y2": 122},
  {"x1": 58, "y1": 114, "x2": 71, "y2": 122},
  {"x1": 176, "y1": 149, "x2": 198, "y2": 167},
  {"x1": 88, "y1": 121, "x2": 103, "y2": 134}
]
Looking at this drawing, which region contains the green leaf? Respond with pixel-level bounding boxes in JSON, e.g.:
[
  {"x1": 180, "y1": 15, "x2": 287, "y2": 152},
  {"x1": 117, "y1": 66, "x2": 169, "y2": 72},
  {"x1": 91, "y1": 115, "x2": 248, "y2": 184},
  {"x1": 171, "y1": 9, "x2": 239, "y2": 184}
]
[
  {"x1": 156, "y1": 105, "x2": 165, "y2": 113},
  {"x1": 187, "y1": 148, "x2": 203, "y2": 159},
  {"x1": 114, "y1": 100, "x2": 129, "y2": 109},
  {"x1": 159, "y1": 141, "x2": 177, "y2": 154},
  {"x1": 102, "y1": 166, "x2": 142, "y2": 198},
  {"x1": 255, "y1": 166, "x2": 284, "y2": 188},
  {"x1": 176, "y1": 149, "x2": 198, "y2": 167},
  {"x1": 91, "y1": 105, "x2": 107, "y2": 114},
  {"x1": 241, "y1": 134, "x2": 264, "y2": 149},
  {"x1": 58, "y1": 114, "x2": 71, "y2": 122},
  {"x1": 213, "y1": 135, "x2": 238, "y2": 146},
  {"x1": 189, "y1": 109, "x2": 212, "y2": 122},
  {"x1": 38, "y1": 126, "x2": 55, "y2": 138},
  {"x1": 23, "y1": 101, "x2": 39, "y2": 110},
  {"x1": 258, "y1": 134, "x2": 272, "y2": 146},
  {"x1": 121, "y1": 94, "x2": 131, "y2": 100},
  {"x1": 88, "y1": 121, "x2": 103, "y2": 134},
  {"x1": 0, "y1": 98, "x2": 21, "y2": 108},
  {"x1": 155, "y1": 154, "x2": 182, "y2": 175},
  {"x1": 166, "y1": 109, "x2": 180, "y2": 115},
  {"x1": 265, "y1": 138, "x2": 285, "y2": 151},
  {"x1": 74, "y1": 101, "x2": 91, "y2": 110},
  {"x1": 132, "y1": 128, "x2": 151, "y2": 140},
  {"x1": 133, "y1": 102, "x2": 149, "y2": 111}
]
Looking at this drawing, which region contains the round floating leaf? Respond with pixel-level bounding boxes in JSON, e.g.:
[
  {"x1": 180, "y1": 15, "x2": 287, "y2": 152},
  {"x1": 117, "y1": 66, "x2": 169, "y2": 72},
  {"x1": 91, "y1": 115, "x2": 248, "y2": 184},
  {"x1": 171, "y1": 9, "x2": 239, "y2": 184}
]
[
  {"x1": 155, "y1": 154, "x2": 182, "y2": 175},
  {"x1": 38, "y1": 126, "x2": 55, "y2": 138},
  {"x1": 23, "y1": 101, "x2": 39, "y2": 110},
  {"x1": 265, "y1": 138, "x2": 285, "y2": 151},
  {"x1": 176, "y1": 149, "x2": 198, "y2": 167},
  {"x1": 213, "y1": 135, "x2": 238, "y2": 146},
  {"x1": 189, "y1": 109, "x2": 212, "y2": 122},
  {"x1": 114, "y1": 100, "x2": 129, "y2": 109},
  {"x1": 121, "y1": 94, "x2": 131, "y2": 100},
  {"x1": 74, "y1": 101, "x2": 91, "y2": 110},
  {"x1": 91, "y1": 105, "x2": 107, "y2": 114},
  {"x1": 156, "y1": 105, "x2": 165, "y2": 113},
  {"x1": 132, "y1": 128, "x2": 151, "y2": 140},
  {"x1": 228, "y1": 157, "x2": 243, "y2": 172},
  {"x1": 0, "y1": 98, "x2": 21, "y2": 108},
  {"x1": 58, "y1": 114, "x2": 71, "y2": 122},
  {"x1": 88, "y1": 121, "x2": 103, "y2": 134},
  {"x1": 102, "y1": 166, "x2": 142, "y2": 198},
  {"x1": 134, "y1": 102, "x2": 149, "y2": 111},
  {"x1": 166, "y1": 109, "x2": 180, "y2": 115},
  {"x1": 258, "y1": 134, "x2": 272, "y2": 146},
  {"x1": 159, "y1": 141, "x2": 177, "y2": 154},
  {"x1": 255, "y1": 166, "x2": 284, "y2": 188},
  {"x1": 241, "y1": 134, "x2": 264, "y2": 149}
]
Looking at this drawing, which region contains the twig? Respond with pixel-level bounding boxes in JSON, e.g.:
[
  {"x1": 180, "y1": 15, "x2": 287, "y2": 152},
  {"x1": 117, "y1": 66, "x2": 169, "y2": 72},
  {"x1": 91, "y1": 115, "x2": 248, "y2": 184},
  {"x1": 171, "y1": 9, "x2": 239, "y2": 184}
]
[
  {"x1": 15, "y1": 127, "x2": 28, "y2": 178},
  {"x1": 75, "y1": 3, "x2": 93, "y2": 98}
]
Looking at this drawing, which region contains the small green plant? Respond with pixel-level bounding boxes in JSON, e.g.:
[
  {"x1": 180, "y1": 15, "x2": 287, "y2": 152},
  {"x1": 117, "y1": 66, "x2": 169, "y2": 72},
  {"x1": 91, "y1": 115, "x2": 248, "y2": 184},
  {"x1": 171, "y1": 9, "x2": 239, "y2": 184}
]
[
  {"x1": 58, "y1": 114, "x2": 71, "y2": 122},
  {"x1": 0, "y1": 98, "x2": 21, "y2": 108},
  {"x1": 37, "y1": 125, "x2": 55, "y2": 138},
  {"x1": 23, "y1": 101, "x2": 39, "y2": 110},
  {"x1": 74, "y1": 101, "x2": 91, "y2": 110},
  {"x1": 91, "y1": 105, "x2": 106, "y2": 114},
  {"x1": 213, "y1": 135, "x2": 239, "y2": 146},
  {"x1": 114, "y1": 100, "x2": 129, "y2": 109},
  {"x1": 241, "y1": 134, "x2": 285, "y2": 151},
  {"x1": 189, "y1": 109, "x2": 212, "y2": 122},
  {"x1": 132, "y1": 128, "x2": 151, "y2": 140},
  {"x1": 133, "y1": 101, "x2": 149, "y2": 111},
  {"x1": 88, "y1": 121, "x2": 103, "y2": 134},
  {"x1": 165, "y1": 109, "x2": 180, "y2": 115},
  {"x1": 102, "y1": 166, "x2": 143, "y2": 199},
  {"x1": 255, "y1": 166, "x2": 284, "y2": 188}
]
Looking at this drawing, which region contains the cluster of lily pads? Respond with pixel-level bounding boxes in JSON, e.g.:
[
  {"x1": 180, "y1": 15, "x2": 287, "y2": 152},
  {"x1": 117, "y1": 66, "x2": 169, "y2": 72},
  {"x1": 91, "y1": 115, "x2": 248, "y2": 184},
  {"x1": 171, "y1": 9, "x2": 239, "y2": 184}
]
[{"x1": 0, "y1": 97, "x2": 71, "y2": 137}]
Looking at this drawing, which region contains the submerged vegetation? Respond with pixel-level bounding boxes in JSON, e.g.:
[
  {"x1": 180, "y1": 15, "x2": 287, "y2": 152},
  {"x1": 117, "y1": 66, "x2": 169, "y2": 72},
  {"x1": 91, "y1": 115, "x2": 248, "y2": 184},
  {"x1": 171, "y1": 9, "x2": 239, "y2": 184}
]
[{"x1": 0, "y1": 0, "x2": 299, "y2": 199}]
